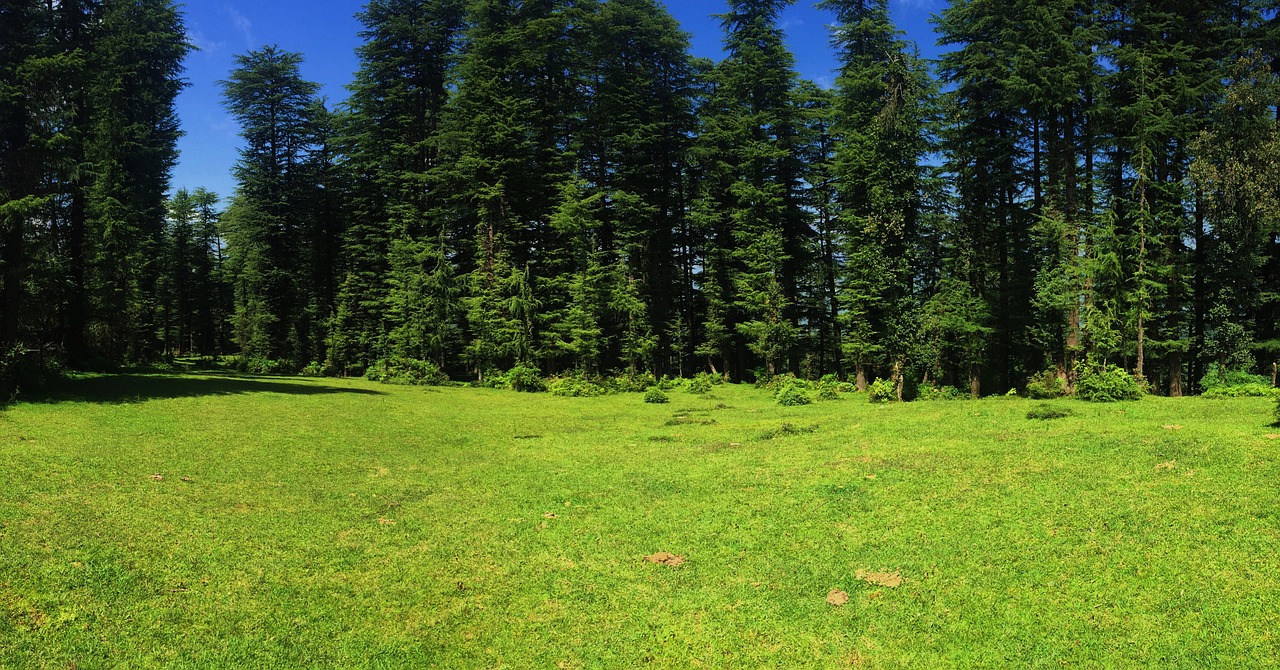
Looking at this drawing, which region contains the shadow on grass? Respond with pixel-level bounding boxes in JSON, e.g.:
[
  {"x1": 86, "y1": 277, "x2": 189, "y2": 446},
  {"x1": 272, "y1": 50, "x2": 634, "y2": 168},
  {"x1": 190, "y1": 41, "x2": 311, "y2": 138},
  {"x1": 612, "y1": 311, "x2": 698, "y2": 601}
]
[{"x1": 25, "y1": 373, "x2": 386, "y2": 405}]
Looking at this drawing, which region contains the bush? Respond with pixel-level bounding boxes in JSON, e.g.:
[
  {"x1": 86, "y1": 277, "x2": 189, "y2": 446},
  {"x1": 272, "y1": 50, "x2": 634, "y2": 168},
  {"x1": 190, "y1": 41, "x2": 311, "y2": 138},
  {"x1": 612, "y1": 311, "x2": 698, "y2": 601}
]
[
  {"x1": 364, "y1": 357, "x2": 448, "y2": 386},
  {"x1": 1199, "y1": 363, "x2": 1272, "y2": 395},
  {"x1": 686, "y1": 375, "x2": 713, "y2": 395},
  {"x1": 1075, "y1": 364, "x2": 1144, "y2": 402},
  {"x1": 1202, "y1": 383, "x2": 1277, "y2": 398},
  {"x1": 813, "y1": 381, "x2": 841, "y2": 401},
  {"x1": 475, "y1": 369, "x2": 509, "y2": 389},
  {"x1": 867, "y1": 377, "x2": 898, "y2": 404},
  {"x1": 1, "y1": 345, "x2": 64, "y2": 403},
  {"x1": 643, "y1": 387, "x2": 669, "y2": 404},
  {"x1": 775, "y1": 383, "x2": 812, "y2": 406},
  {"x1": 299, "y1": 361, "x2": 334, "y2": 378},
  {"x1": 658, "y1": 375, "x2": 679, "y2": 391},
  {"x1": 548, "y1": 374, "x2": 607, "y2": 397},
  {"x1": 1025, "y1": 369, "x2": 1067, "y2": 399},
  {"x1": 507, "y1": 365, "x2": 547, "y2": 393},
  {"x1": 609, "y1": 370, "x2": 658, "y2": 393},
  {"x1": 243, "y1": 356, "x2": 293, "y2": 375},
  {"x1": 918, "y1": 385, "x2": 967, "y2": 401}
]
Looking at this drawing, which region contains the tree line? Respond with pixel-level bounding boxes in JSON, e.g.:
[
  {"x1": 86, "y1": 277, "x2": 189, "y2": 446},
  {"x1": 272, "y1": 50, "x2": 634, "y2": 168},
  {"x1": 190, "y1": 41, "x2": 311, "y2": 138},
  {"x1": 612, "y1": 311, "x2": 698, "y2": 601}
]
[{"x1": 4, "y1": 0, "x2": 1280, "y2": 398}]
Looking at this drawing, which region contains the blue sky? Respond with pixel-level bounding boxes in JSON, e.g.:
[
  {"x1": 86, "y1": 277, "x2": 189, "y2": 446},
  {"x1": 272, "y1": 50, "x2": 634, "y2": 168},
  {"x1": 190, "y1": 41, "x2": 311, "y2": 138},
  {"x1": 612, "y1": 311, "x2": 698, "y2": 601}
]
[{"x1": 171, "y1": 0, "x2": 947, "y2": 200}]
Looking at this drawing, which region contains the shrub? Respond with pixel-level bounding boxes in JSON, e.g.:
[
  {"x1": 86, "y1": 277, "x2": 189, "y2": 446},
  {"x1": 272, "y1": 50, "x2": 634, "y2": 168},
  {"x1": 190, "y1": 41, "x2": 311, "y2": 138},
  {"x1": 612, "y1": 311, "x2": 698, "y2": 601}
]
[
  {"x1": 1, "y1": 345, "x2": 64, "y2": 403},
  {"x1": 814, "y1": 382, "x2": 840, "y2": 401},
  {"x1": 364, "y1": 357, "x2": 447, "y2": 386},
  {"x1": 775, "y1": 383, "x2": 812, "y2": 406},
  {"x1": 609, "y1": 370, "x2": 657, "y2": 393},
  {"x1": 1074, "y1": 364, "x2": 1144, "y2": 402},
  {"x1": 918, "y1": 385, "x2": 967, "y2": 402},
  {"x1": 1202, "y1": 383, "x2": 1277, "y2": 398},
  {"x1": 547, "y1": 375, "x2": 607, "y2": 397},
  {"x1": 299, "y1": 361, "x2": 333, "y2": 378},
  {"x1": 658, "y1": 375, "x2": 679, "y2": 391},
  {"x1": 867, "y1": 377, "x2": 898, "y2": 404},
  {"x1": 643, "y1": 387, "x2": 669, "y2": 404},
  {"x1": 686, "y1": 375, "x2": 713, "y2": 395},
  {"x1": 476, "y1": 369, "x2": 509, "y2": 389},
  {"x1": 243, "y1": 356, "x2": 293, "y2": 375},
  {"x1": 1027, "y1": 405, "x2": 1075, "y2": 420},
  {"x1": 507, "y1": 365, "x2": 547, "y2": 392},
  {"x1": 1025, "y1": 369, "x2": 1067, "y2": 399},
  {"x1": 1199, "y1": 363, "x2": 1272, "y2": 396}
]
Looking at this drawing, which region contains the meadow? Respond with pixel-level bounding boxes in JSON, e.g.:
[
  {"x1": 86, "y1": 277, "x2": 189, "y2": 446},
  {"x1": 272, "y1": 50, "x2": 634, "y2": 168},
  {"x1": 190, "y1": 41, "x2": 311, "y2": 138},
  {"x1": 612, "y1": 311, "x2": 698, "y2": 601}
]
[{"x1": 2, "y1": 373, "x2": 1279, "y2": 668}]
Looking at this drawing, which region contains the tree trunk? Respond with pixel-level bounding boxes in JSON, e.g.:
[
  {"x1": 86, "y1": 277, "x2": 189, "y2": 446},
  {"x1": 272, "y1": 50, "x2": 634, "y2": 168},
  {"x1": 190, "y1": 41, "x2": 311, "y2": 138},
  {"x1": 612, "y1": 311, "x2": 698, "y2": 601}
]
[
  {"x1": 855, "y1": 363, "x2": 867, "y2": 392},
  {"x1": 969, "y1": 364, "x2": 981, "y2": 399}
]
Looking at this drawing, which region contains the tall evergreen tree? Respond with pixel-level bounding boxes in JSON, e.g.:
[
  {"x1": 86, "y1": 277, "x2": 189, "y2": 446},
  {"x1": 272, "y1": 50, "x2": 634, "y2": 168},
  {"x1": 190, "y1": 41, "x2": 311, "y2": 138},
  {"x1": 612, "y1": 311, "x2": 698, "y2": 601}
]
[{"x1": 220, "y1": 46, "x2": 327, "y2": 367}]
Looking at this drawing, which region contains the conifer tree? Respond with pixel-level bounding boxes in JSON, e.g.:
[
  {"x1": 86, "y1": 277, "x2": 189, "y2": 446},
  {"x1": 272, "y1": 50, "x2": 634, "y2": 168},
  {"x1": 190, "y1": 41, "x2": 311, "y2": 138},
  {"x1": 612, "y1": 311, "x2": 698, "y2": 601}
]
[
  {"x1": 822, "y1": 0, "x2": 931, "y2": 390},
  {"x1": 220, "y1": 46, "x2": 325, "y2": 367}
]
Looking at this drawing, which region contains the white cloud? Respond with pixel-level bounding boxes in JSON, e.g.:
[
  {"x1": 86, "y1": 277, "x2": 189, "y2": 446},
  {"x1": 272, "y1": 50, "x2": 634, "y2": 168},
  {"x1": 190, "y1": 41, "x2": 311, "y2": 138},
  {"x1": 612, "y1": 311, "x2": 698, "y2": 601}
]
[
  {"x1": 223, "y1": 5, "x2": 254, "y2": 47},
  {"x1": 185, "y1": 29, "x2": 225, "y2": 56}
]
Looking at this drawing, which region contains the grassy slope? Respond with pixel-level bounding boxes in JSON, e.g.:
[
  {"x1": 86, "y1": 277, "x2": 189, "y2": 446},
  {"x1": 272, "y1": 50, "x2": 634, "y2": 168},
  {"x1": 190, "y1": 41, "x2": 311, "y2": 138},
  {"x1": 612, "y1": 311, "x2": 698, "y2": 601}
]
[{"x1": 2, "y1": 374, "x2": 1279, "y2": 668}]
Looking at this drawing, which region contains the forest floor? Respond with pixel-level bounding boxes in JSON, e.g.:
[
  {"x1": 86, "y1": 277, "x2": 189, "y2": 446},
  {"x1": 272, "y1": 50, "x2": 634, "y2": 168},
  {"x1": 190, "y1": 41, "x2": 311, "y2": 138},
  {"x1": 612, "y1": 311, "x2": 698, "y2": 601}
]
[{"x1": 2, "y1": 374, "x2": 1279, "y2": 668}]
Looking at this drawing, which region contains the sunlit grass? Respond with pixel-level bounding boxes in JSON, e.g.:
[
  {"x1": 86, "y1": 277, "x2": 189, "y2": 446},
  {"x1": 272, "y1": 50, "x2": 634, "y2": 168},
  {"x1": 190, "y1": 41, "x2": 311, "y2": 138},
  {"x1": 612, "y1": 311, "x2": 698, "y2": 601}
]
[{"x1": 2, "y1": 374, "x2": 1279, "y2": 667}]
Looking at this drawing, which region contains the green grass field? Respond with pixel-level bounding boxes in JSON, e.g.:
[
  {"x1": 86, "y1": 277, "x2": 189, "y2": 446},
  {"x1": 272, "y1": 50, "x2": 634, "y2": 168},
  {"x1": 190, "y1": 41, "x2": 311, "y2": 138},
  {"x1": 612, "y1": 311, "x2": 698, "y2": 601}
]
[{"x1": 3, "y1": 374, "x2": 1279, "y2": 668}]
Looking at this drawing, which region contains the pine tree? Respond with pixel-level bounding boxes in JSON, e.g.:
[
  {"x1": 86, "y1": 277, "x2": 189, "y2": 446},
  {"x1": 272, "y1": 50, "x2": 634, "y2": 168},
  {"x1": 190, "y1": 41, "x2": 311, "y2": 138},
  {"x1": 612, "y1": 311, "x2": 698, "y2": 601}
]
[
  {"x1": 822, "y1": 0, "x2": 932, "y2": 390},
  {"x1": 335, "y1": 0, "x2": 466, "y2": 374},
  {"x1": 220, "y1": 46, "x2": 325, "y2": 367},
  {"x1": 694, "y1": 0, "x2": 805, "y2": 379}
]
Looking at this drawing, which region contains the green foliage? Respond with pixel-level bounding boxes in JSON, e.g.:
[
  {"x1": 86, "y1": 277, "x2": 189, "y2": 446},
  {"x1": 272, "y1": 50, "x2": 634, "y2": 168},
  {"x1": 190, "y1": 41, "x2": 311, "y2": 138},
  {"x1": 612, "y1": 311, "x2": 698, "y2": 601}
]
[
  {"x1": 1202, "y1": 384, "x2": 1277, "y2": 398},
  {"x1": 1027, "y1": 405, "x2": 1075, "y2": 421},
  {"x1": 299, "y1": 361, "x2": 331, "y2": 378},
  {"x1": 813, "y1": 381, "x2": 841, "y2": 401},
  {"x1": 686, "y1": 375, "x2": 713, "y2": 395},
  {"x1": 867, "y1": 377, "x2": 898, "y2": 404},
  {"x1": 242, "y1": 357, "x2": 294, "y2": 375},
  {"x1": 643, "y1": 387, "x2": 669, "y2": 404},
  {"x1": 609, "y1": 371, "x2": 658, "y2": 394},
  {"x1": 364, "y1": 357, "x2": 447, "y2": 386},
  {"x1": 0, "y1": 346, "x2": 64, "y2": 403},
  {"x1": 918, "y1": 385, "x2": 968, "y2": 402},
  {"x1": 548, "y1": 374, "x2": 608, "y2": 398},
  {"x1": 507, "y1": 365, "x2": 546, "y2": 393},
  {"x1": 775, "y1": 383, "x2": 813, "y2": 407},
  {"x1": 1075, "y1": 364, "x2": 1145, "y2": 403},
  {"x1": 1199, "y1": 363, "x2": 1270, "y2": 393},
  {"x1": 1025, "y1": 369, "x2": 1068, "y2": 400}
]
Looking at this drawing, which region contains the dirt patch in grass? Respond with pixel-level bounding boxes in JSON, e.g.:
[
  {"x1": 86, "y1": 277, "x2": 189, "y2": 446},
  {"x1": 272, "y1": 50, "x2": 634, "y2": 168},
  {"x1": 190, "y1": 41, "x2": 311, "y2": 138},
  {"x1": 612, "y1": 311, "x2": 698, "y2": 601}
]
[
  {"x1": 1162, "y1": 425, "x2": 1183, "y2": 431},
  {"x1": 0, "y1": 586, "x2": 47, "y2": 631},
  {"x1": 643, "y1": 552, "x2": 686, "y2": 567},
  {"x1": 149, "y1": 473, "x2": 164, "y2": 481},
  {"x1": 826, "y1": 589, "x2": 849, "y2": 606},
  {"x1": 856, "y1": 569, "x2": 902, "y2": 588},
  {"x1": 1154, "y1": 460, "x2": 1177, "y2": 471}
]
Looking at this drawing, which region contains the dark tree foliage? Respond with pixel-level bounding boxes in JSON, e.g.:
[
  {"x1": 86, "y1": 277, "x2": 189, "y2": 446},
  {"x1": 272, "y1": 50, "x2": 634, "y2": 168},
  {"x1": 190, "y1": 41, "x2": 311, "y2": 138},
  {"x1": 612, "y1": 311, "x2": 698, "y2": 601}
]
[{"x1": 7, "y1": 0, "x2": 1280, "y2": 400}]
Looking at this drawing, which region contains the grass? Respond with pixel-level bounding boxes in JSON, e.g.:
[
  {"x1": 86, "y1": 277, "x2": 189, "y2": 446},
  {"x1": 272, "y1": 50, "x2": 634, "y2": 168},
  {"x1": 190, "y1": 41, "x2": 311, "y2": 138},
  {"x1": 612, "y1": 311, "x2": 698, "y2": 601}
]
[{"x1": 2, "y1": 374, "x2": 1280, "y2": 668}]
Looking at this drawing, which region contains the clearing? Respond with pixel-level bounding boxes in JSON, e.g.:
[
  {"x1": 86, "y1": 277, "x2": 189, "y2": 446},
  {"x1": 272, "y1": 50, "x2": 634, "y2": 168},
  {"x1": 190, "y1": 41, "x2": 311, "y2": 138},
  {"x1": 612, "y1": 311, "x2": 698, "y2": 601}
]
[{"x1": 2, "y1": 374, "x2": 1279, "y2": 667}]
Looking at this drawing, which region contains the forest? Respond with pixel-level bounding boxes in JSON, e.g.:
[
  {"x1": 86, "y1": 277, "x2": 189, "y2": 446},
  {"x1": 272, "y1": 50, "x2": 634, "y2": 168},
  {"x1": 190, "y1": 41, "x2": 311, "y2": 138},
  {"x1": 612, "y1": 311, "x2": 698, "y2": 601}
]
[{"x1": 4, "y1": 0, "x2": 1280, "y2": 399}]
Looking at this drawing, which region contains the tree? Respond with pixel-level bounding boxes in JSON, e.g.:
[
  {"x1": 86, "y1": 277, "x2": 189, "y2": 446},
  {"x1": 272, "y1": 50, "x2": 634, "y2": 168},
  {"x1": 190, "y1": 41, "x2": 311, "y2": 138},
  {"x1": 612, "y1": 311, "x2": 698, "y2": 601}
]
[{"x1": 220, "y1": 46, "x2": 327, "y2": 367}]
